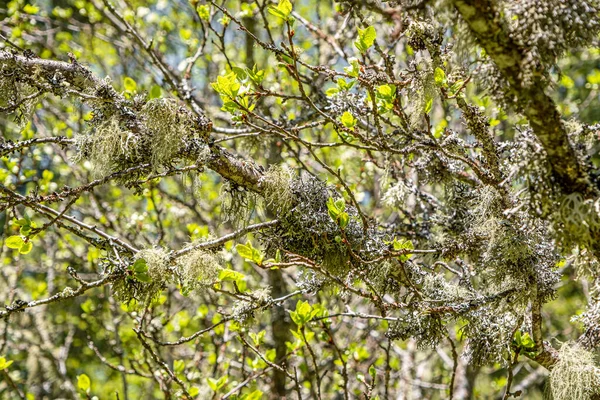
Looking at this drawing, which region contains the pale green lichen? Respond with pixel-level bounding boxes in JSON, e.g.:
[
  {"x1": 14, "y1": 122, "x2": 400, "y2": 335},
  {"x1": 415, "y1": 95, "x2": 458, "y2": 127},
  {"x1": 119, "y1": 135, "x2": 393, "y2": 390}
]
[
  {"x1": 260, "y1": 165, "x2": 295, "y2": 214},
  {"x1": 140, "y1": 98, "x2": 198, "y2": 168},
  {"x1": 546, "y1": 342, "x2": 600, "y2": 400},
  {"x1": 75, "y1": 115, "x2": 140, "y2": 177},
  {"x1": 136, "y1": 247, "x2": 171, "y2": 283},
  {"x1": 177, "y1": 249, "x2": 221, "y2": 290}
]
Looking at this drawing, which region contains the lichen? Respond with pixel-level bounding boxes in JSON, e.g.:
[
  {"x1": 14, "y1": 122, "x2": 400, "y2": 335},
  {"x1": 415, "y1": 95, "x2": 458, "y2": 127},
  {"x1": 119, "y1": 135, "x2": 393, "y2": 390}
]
[
  {"x1": 546, "y1": 342, "x2": 600, "y2": 400},
  {"x1": 177, "y1": 248, "x2": 222, "y2": 290}
]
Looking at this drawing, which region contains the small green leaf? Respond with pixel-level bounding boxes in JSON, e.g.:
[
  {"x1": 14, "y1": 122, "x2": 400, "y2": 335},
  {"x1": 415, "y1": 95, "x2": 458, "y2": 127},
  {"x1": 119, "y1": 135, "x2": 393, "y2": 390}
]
[
  {"x1": 6, "y1": 236, "x2": 24, "y2": 249},
  {"x1": 392, "y1": 238, "x2": 414, "y2": 262},
  {"x1": 334, "y1": 199, "x2": 345, "y2": 212},
  {"x1": 123, "y1": 77, "x2": 137, "y2": 92},
  {"x1": 19, "y1": 241, "x2": 33, "y2": 255},
  {"x1": 219, "y1": 268, "x2": 245, "y2": 282},
  {"x1": 23, "y1": 4, "x2": 39, "y2": 14},
  {"x1": 268, "y1": 0, "x2": 292, "y2": 20},
  {"x1": 338, "y1": 212, "x2": 349, "y2": 229},
  {"x1": 132, "y1": 258, "x2": 148, "y2": 273},
  {"x1": 326, "y1": 87, "x2": 339, "y2": 97},
  {"x1": 149, "y1": 85, "x2": 162, "y2": 99},
  {"x1": 340, "y1": 111, "x2": 357, "y2": 129},
  {"x1": 197, "y1": 5, "x2": 210, "y2": 21},
  {"x1": 0, "y1": 357, "x2": 14, "y2": 370},
  {"x1": 424, "y1": 97, "x2": 433, "y2": 114},
  {"x1": 326, "y1": 197, "x2": 340, "y2": 220},
  {"x1": 208, "y1": 375, "x2": 228, "y2": 392},
  {"x1": 19, "y1": 225, "x2": 31, "y2": 236},
  {"x1": 236, "y1": 243, "x2": 254, "y2": 260},
  {"x1": 434, "y1": 67, "x2": 446, "y2": 86},
  {"x1": 355, "y1": 26, "x2": 376, "y2": 54},
  {"x1": 369, "y1": 364, "x2": 377, "y2": 380},
  {"x1": 344, "y1": 58, "x2": 360, "y2": 78},
  {"x1": 77, "y1": 374, "x2": 91, "y2": 392},
  {"x1": 135, "y1": 272, "x2": 152, "y2": 283},
  {"x1": 174, "y1": 359, "x2": 185, "y2": 373}
]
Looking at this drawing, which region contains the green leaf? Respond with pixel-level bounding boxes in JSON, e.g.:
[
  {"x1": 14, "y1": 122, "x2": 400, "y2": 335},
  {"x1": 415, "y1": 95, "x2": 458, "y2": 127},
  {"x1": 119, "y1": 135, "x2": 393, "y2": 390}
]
[
  {"x1": 392, "y1": 238, "x2": 414, "y2": 262},
  {"x1": 344, "y1": 58, "x2": 360, "y2": 78},
  {"x1": 23, "y1": 4, "x2": 39, "y2": 14},
  {"x1": 236, "y1": 241, "x2": 264, "y2": 264},
  {"x1": 326, "y1": 87, "x2": 339, "y2": 97},
  {"x1": 268, "y1": 0, "x2": 292, "y2": 21},
  {"x1": 132, "y1": 258, "x2": 148, "y2": 273},
  {"x1": 197, "y1": 5, "x2": 210, "y2": 21},
  {"x1": 434, "y1": 67, "x2": 446, "y2": 87},
  {"x1": 149, "y1": 85, "x2": 162, "y2": 99},
  {"x1": 355, "y1": 26, "x2": 376, "y2": 54},
  {"x1": 449, "y1": 80, "x2": 464, "y2": 96},
  {"x1": 6, "y1": 236, "x2": 24, "y2": 249},
  {"x1": 219, "y1": 268, "x2": 245, "y2": 282},
  {"x1": 424, "y1": 97, "x2": 433, "y2": 114},
  {"x1": 19, "y1": 241, "x2": 33, "y2": 255},
  {"x1": 249, "y1": 330, "x2": 266, "y2": 346},
  {"x1": 174, "y1": 359, "x2": 185, "y2": 373},
  {"x1": 19, "y1": 225, "x2": 31, "y2": 236},
  {"x1": 135, "y1": 272, "x2": 152, "y2": 283},
  {"x1": 369, "y1": 364, "x2": 377, "y2": 380},
  {"x1": 77, "y1": 374, "x2": 91, "y2": 392},
  {"x1": 340, "y1": 111, "x2": 357, "y2": 129},
  {"x1": 334, "y1": 198, "x2": 345, "y2": 212},
  {"x1": 326, "y1": 197, "x2": 340, "y2": 220},
  {"x1": 0, "y1": 357, "x2": 14, "y2": 370},
  {"x1": 123, "y1": 77, "x2": 137, "y2": 92},
  {"x1": 243, "y1": 390, "x2": 264, "y2": 400},
  {"x1": 208, "y1": 375, "x2": 228, "y2": 392},
  {"x1": 338, "y1": 212, "x2": 349, "y2": 229}
]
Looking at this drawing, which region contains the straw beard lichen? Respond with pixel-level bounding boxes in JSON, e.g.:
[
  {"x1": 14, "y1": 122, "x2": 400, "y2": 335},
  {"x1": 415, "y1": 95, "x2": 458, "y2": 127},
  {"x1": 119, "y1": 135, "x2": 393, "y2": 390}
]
[
  {"x1": 75, "y1": 115, "x2": 142, "y2": 177},
  {"x1": 112, "y1": 248, "x2": 171, "y2": 306},
  {"x1": 176, "y1": 249, "x2": 221, "y2": 291},
  {"x1": 0, "y1": 61, "x2": 41, "y2": 127},
  {"x1": 140, "y1": 98, "x2": 200, "y2": 167},
  {"x1": 259, "y1": 165, "x2": 295, "y2": 214},
  {"x1": 231, "y1": 287, "x2": 272, "y2": 326},
  {"x1": 546, "y1": 342, "x2": 600, "y2": 400},
  {"x1": 220, "y1": 180, "x2": 257, "y2": 228},
  {"x1": 76, "y1": 97, "x2": 208, "y2": 178},
  {"x1": 137, "y1": 247, "x2": 171, "y2": 283}
]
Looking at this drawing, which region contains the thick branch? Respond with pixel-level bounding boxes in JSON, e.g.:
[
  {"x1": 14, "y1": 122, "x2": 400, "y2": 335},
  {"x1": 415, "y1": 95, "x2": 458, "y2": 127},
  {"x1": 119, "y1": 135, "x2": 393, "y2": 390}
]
[{"x1": 452, "y1": 0, "x2": 595, "y2": 195}]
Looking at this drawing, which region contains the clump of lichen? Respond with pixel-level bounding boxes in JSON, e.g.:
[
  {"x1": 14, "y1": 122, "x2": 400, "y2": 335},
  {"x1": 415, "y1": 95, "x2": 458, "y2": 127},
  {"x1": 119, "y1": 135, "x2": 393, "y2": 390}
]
[
  {"x1": 75, "y1": 115, "x2": 142, "y2": 177},
  {"x1": 76, "y1": 96, "x2": 209, "y2": 178},
  {"x1": 141, "y1": 98, "x2": 199, "y2": 167},
  {"x1": 556, "y1": 193, "x2": 600, "y2": 249},
  {"x1": 231, "y1": 287, "x2": 272, "y2": 325},
  {"x1": 546, "y1": 342, "x2": 600, "y2": 400},
  {"x1": 387, "y1": 311, "x2": 444, "y2": 349},
  {"x1": 503, "y1": 0, "x2": 600, "y2": 85},
  {"x1": 0, "y1": 60, "x2": 40, "y2": 127},
  {"x1": 462, "y1": 311, "x2": 517, "y2": 366},
  {"x1": 137, "y1": 247, "x2": 171, "y2": 282},
  {"x1": 260, "y1": 165, "x2": 295, "y2": 214},
  {"x1": 111, "y1": 248, "x2": 172, "y2": 306},
  {"x1": 177, "y1": 249, "x2": 222, "y2": 290},
  {"x1": 220, "y1": 181, "x2": 257, "y2": 228}
]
